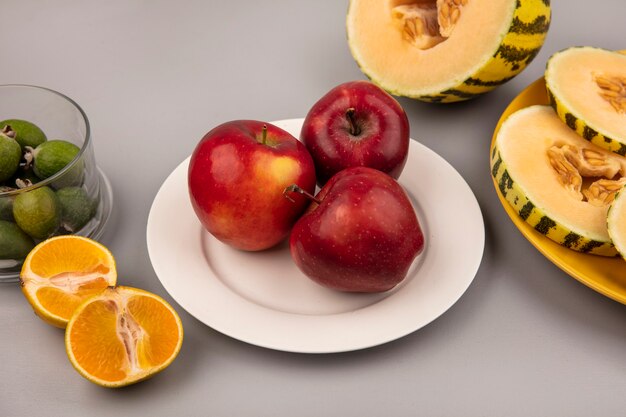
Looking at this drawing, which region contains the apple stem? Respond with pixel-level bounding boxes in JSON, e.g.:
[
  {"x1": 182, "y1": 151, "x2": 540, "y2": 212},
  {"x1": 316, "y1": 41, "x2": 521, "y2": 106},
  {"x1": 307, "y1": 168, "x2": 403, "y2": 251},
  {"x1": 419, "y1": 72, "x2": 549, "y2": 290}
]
[
  {"x1": 345, "y1": 108, "x2": 361, "y2": 136},
  {"x1": 283, "y1": 184, "x2": 321, "y2": 204},
  {"x1": 262, "y1": 124, "x2": 268, "y2": 145}
]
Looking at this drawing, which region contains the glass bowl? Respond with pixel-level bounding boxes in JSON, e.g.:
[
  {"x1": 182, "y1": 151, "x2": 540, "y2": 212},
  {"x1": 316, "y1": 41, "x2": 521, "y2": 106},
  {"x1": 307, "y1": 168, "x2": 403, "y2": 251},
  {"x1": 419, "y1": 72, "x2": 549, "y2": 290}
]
[{"x1": 0, "y1": 85, "x2": 112, "y2": 283}]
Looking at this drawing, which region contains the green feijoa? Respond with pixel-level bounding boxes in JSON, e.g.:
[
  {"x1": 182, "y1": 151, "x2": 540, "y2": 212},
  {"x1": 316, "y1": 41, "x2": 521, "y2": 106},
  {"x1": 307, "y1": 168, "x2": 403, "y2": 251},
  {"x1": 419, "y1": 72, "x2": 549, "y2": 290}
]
[
  {"x1": 0, "y1": 131, "x2": 21, "y2": 183},
  {"x1": 56, "y1": 187, "x2": 96, "y2": 233},
  {"x1": 13, "y1": 186, "x2": 61, "y2": 239},
  {"x1": 0, "y1": 196, "x2": 14, "y2": 221},
  {"x1": 32, "y1": 140, "x2": 81, "y2": 180},
  {"x1": 0, "y1": 119, "x2": 47, "y2": 150},
  {"x1": 0, "y1": 220, "x2": 35, "y2": 260}
]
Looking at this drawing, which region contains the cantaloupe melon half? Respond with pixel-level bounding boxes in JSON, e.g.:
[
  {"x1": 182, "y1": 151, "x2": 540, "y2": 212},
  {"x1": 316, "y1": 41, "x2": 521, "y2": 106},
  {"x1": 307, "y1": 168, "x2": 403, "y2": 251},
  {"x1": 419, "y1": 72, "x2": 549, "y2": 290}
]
[
  {"x1": 346, "y1": 0, "x2": 551, "y2": 103},
  {"x1": 546, "y1": 47, "x2": 626, "y2": 155},
  {"x1": 607, "y1": 188, "x2": 626, "y2": 259},
  {"x1": 491, "y1": 105, "x2": 626, "y2": 257}
]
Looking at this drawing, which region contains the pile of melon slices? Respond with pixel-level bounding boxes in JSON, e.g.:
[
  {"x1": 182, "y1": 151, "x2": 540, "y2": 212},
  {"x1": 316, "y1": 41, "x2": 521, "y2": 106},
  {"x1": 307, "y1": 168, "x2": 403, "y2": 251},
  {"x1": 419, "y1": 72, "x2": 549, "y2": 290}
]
[{"x1": 491, "y1": 47, "x2": 626, "y2": 257}]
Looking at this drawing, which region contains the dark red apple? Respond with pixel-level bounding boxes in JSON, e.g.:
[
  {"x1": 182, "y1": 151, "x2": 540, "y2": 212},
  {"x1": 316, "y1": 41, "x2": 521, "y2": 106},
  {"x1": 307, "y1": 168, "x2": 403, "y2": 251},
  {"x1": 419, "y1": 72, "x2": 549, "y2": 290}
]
[
  {"x1": 188, "y1": 120, "x2": 316, "y2": 251},
  {"x1": 287, "y1": 166, "x2": 424, "y2": 292},
  {"x1": 300, "y1": 80, "x2": 410, "y2": 186}
]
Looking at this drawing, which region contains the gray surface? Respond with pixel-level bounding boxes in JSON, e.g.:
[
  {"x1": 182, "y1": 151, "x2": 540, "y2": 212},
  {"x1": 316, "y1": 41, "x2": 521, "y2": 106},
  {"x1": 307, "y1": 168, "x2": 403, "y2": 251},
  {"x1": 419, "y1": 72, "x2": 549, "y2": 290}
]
[{"x1": 1, "y1": 1, "x2": 626, "y2": 416}]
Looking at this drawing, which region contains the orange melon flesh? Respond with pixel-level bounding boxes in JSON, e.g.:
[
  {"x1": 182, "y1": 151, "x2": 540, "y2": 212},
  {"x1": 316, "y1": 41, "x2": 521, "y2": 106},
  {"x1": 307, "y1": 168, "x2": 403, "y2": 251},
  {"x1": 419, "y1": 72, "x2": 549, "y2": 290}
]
[
  {"x1": 608, "y1": 189, "x2": 626, "y2": 258},
  {"x1": 496, "y1": 105, "x2": 626, "y2": 243},
  {"x1": 546, "y1": 47, "x2": 626, "y2": 144},
  {"x1": 347, "y1": 0, "x2": 517, "y2": 95}
]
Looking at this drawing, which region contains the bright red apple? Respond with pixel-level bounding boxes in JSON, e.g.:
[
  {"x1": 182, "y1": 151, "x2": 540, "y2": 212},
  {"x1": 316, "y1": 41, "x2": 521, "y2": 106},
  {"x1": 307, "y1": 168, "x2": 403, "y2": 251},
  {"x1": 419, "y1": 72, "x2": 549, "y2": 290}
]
[
  {"x1": 300, "y1": 80, "x2": 410, "y2": 186},
  {"x1": 287, "y1": 167, "x2": 424, "y2": 292},
  {"x1": 188, "y1": 120, "x2": 316, "y2": 251}
]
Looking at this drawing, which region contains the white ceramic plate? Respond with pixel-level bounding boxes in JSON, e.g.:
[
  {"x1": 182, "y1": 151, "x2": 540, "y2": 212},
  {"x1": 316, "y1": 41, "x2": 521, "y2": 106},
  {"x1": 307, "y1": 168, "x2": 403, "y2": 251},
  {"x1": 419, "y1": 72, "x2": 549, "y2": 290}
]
[{"x1": 147, "y1": 118, "x2": 484, "y2": 353}]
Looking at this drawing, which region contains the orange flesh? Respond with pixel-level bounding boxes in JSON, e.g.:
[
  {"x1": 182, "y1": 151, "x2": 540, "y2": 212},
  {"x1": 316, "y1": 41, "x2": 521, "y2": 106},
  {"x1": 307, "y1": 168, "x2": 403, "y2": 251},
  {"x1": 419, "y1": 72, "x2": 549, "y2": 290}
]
[
  {"x1": 67, "y1": 289, "x2": 181, "y2": 384},
  {"x1": 69, "y1": 299, "x2": 128, "y2": 382},
  {"x1": 36, "y1": 283, "x2": 108, "y2": 319},
  {"x1": 127, "y1": 296, "x2": 180, "y2": 368},
  {"x1": 496, "y1": 105, "x2": 626, "y2": 241},
  {"x1": 21, "y1": 236, "x2": 117, "y2": 326},
  {"x1": 608, "y1": 191, "x2": 626, "y2": 256},
  {"x1": 347, "y1": 0, "x2": 516, "y2": 94},
  {"x1": 546, "y1": 47, "x2": 626, "y2": 141},
  {"x1": 28, "y1": 238, "x2": 112, "y2": 278}
]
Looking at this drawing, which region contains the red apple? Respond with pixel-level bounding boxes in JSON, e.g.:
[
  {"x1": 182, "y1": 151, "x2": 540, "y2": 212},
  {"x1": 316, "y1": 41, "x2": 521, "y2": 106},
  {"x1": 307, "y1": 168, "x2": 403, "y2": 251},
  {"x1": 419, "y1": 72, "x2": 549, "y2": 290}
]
[
  {"x1": 188, "y1": 120, "x2": 316, "y2": 251},
  {"x1": 300, "y1": 80, "x2": 410, "y2": 186},
  {"x1": 287, "y1": 167, "x2": 424, "y2": 292}
]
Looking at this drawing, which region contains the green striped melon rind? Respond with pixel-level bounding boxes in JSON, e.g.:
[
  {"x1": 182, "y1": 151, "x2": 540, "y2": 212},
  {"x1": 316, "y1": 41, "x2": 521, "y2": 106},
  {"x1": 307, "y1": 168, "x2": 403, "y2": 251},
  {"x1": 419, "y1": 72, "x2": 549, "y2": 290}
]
[
  {"x1": 606, "y1": 187, "x2": 626, "y2": 259},
  {"x1": 490, "y1": 144, "x2": 618, "y2": 257},
  {"x1": 353, "y1": 0, "x2": 551, "y2": 103},
  {"x1": 546, "y1": 47, "x2": 626, "y2": 156}
]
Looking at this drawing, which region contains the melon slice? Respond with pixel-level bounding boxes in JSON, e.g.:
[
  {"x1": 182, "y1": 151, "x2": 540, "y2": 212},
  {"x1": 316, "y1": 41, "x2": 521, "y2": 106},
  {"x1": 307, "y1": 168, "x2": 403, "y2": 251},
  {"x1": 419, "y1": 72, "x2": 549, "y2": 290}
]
[
  {"x1": 546, "y1": 47, "x2": 626, "y2": 155},
  {"x1": 491, "y1": 105, "x2": 626, "y2": 256},
  {"x1": 346, "y1": 0, "x2": 550, "y2": 103},
  {"x1": 608, "y1": 188, "x2": 626, "y2": 259}
]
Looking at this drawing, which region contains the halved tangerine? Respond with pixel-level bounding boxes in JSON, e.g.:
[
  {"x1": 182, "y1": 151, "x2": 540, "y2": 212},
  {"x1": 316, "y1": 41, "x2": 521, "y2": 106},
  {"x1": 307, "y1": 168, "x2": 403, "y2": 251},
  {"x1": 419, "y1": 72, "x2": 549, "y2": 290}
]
[
  {"x1": 20, "y1": 235, "x2": 117, "y2": 328},
  {"x1": 65, "y1": 286, "x2": 183, "y2": 387}
]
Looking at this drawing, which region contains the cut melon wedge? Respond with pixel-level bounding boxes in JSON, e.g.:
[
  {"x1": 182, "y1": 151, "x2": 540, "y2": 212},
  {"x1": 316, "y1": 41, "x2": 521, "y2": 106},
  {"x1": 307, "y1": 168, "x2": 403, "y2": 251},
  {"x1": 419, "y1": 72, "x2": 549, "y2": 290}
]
[
  {"x1": 546, "y1": 47, "x2": 626, "y2": 155},
  {"x1": 346, "y1": 0, "x2": 550, "y2": 103},
  {"x1": 607, "y1": 188, "x2": 626, "y2": 259},
  {"x1": 491, "y1": 105, "x2": 626, "y2": 256}
]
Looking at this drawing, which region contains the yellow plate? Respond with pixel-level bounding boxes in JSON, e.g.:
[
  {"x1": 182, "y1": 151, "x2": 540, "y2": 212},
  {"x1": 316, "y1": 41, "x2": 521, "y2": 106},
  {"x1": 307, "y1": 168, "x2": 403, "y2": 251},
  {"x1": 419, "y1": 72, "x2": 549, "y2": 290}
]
[{"x1": 491, "y1": 77, "x2": 626, "y2": 305}]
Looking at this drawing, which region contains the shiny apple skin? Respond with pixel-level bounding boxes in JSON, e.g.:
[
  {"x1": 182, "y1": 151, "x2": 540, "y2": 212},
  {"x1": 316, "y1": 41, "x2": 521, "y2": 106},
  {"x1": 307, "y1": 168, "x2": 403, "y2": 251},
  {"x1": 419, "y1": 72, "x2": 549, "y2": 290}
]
[
  {"x1": 289, "y1": 167, "x2": 424, "y2": 292},
  {"x1": 300, "y1": 80, "x2": 410, "y2": 186},
  {"x1": 188, "y1": 120, "x2": 316, "y2": 251}
]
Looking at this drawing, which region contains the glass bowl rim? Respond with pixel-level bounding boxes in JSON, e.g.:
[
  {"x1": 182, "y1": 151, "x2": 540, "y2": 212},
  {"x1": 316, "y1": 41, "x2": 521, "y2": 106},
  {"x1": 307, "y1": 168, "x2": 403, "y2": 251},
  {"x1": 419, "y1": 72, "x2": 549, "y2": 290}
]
[{"x1": 0, "y1": 84, "x2": 91, "y2": 198}]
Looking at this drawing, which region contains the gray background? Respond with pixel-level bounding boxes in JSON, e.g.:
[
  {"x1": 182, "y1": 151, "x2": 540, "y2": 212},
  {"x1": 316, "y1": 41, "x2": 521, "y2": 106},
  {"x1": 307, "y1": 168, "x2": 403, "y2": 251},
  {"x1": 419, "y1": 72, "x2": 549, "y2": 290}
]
[{"x1": 1, "y1": 1, "x2": 625, "y2": 416}]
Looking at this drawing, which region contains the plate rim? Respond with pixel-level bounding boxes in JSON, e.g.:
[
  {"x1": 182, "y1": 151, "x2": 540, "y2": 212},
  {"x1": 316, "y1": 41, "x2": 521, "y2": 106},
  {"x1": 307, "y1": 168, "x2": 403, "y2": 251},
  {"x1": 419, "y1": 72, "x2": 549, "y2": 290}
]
[{"x1": 147, "y1": 118, "x2": 485, "y2": 353}]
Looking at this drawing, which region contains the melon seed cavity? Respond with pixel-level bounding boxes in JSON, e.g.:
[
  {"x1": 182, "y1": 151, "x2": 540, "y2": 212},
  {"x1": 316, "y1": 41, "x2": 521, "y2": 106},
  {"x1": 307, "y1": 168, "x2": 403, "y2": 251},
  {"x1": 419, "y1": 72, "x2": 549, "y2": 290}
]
[
  {"x1": 548, "y1": 143, "x2": 626, "y2": 206},
  {"x1": 594, "y1": 74, "x2": 626, "y2": 114},
  {"x1": 391, "y1": 0, "x2": 468, "y2": 50}
]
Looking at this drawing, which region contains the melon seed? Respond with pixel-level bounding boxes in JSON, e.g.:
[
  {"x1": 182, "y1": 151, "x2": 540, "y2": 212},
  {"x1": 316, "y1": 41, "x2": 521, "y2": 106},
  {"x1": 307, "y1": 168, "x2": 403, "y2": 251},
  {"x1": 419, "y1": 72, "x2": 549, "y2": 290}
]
[
  {"x1": 437, "y1": 0, "x2": 467, "y2": 38},
  {"x1": 392, "y1": 4, "x2": 444, "y2": 49},
  {"x1": 391, "y1": 0, "x2": 468, "y2": 49},
  {"x1": 548, "y1": 143, "x2": 626, "y2": 206},
  {"x1": 547, "y1": 146, "x2": 583, "y2": 200},
  {"x1": 583, "y1": 178, "x2": 626, "y2": 207},
  {"x1": 594, "y1": 74, "x2": 626, "y2": 114}
]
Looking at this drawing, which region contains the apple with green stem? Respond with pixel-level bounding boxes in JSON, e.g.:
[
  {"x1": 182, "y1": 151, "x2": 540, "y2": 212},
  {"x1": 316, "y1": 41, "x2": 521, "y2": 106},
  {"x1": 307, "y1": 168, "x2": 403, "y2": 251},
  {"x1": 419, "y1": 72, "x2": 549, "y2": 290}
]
[
  {"x1": 286, "y1": 166, "x2": 424, "y2": 292},
  {"x1": 188, "y1": 120, "x2": 316, "y2": 251},
  {"x1": 300, "y1": 80, "x2": 410, "y2": 186}
]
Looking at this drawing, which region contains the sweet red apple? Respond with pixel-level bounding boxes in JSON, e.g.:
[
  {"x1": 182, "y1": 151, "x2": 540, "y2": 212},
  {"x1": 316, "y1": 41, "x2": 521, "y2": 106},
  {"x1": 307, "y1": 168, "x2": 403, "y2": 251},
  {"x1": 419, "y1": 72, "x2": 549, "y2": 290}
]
[
  {"x1": 300, "y1": 80, "x2": 410, "y2": 185},
  {"x1": 188, "y1": 120, "x2": 316, "y2": 251},
  {"x1": 287, "y1": 166, "x2": 424, "y2": 292}
]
